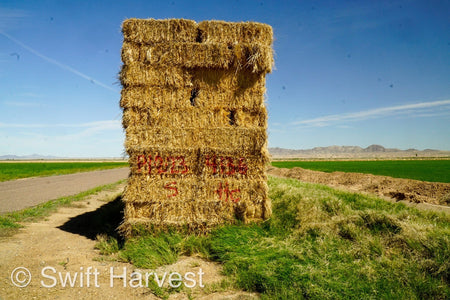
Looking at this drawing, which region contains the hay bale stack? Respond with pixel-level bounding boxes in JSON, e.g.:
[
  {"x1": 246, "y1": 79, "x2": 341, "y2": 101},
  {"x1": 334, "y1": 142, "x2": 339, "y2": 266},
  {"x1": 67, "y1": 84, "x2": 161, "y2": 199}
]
[{"x1": 120, "y1": 18, "x2": 273, "y2": 235}]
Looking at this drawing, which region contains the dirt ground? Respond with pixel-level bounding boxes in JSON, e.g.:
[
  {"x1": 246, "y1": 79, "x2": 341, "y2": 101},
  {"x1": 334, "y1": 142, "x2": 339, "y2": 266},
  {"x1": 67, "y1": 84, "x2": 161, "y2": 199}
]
[
  {"x1": 0, "y1": 183, "x2": 257, "y2": 300},
  {"x1": 268, "y1": 166, "x2": 450, "y2": 210}
]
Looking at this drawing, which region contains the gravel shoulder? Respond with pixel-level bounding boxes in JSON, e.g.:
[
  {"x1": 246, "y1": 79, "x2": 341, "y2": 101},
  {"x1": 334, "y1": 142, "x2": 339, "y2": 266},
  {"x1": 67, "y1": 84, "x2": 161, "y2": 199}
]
[{"x1": 0, "y1": 168, "x2": 129, "y2": 213}]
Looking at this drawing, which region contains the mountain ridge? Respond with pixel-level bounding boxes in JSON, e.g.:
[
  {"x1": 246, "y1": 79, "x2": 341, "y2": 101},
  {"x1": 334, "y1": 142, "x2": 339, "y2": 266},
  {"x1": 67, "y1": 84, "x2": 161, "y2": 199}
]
[
  {"x1": 0, "y1": 154, "x2": 61, "y2": 160},
  {"x1": 269, "y1": 144, "x2": 448, "y2": 158}
]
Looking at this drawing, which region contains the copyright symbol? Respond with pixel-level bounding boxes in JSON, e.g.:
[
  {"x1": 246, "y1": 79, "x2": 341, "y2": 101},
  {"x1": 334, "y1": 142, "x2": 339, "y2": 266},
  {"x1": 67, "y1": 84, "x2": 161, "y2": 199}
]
[{"x1": 11, "y1": 267, "x2": 31, "y2": 287}]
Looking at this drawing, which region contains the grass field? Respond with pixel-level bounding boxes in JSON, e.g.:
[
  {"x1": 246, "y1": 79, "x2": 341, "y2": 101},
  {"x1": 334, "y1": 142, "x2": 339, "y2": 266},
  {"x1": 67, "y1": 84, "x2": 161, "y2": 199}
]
[
  {"x1": 96, "y1": 176, "x2": 450, "y2": 299},
  {"x1": 271, "y1": 159, "x2": 450, "y2": 183},
  {"x1": 0, "y1": 162, "x2": 128, "y2": 182}
]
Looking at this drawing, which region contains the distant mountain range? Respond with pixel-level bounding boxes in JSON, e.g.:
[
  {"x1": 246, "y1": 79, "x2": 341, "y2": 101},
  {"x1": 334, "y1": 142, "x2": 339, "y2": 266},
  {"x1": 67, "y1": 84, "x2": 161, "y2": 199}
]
[
  {"x1": 269, "y1": 145, "x2": 450, "y2": 158},
  {"x1": 0, "y1": 154, "x2": 60, "y2": 160}
]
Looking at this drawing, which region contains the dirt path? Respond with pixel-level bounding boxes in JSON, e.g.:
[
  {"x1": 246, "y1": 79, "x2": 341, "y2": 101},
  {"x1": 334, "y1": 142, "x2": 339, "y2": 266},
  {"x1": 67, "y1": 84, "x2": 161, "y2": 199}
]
[
  {"x1": 0, "y1": 168, "x2": 129, "y2": 213},
  {"x1": 268, "y1": 166, "x2": 450, "y2": 212},
  {"x1": 0, "y1": 183, "x2": 257, "y2": 300}
]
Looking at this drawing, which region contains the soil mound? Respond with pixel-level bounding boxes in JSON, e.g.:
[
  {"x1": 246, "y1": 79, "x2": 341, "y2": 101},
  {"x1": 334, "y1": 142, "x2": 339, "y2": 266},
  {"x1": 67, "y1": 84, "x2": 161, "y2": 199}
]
[{"x1": 268, "y1": 166, "x2": 450, "y2": 206}]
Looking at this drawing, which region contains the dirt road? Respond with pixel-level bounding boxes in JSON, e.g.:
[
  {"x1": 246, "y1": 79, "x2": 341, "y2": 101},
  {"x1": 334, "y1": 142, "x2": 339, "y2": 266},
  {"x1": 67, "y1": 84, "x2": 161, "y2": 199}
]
[
  {"x1": 0, "y1": 181, "x2": 255, "y2": 299},
  {"x1": 0, "y1": 168, "x2": 129, "y2": 213}
]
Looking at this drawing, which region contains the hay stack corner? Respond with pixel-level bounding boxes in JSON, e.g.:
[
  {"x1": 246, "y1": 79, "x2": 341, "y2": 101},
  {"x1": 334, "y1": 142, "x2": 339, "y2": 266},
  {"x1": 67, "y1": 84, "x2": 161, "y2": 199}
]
[{"x1": 119, "y1": 18, "x2": 274, "y2": 236}]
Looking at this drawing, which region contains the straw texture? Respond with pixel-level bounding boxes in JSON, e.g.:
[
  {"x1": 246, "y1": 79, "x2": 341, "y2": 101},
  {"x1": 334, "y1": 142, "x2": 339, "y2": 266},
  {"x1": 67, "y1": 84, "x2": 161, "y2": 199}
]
[
  {"x1": 120, "y1": 18, "x2": 273, "y2": 235},
  {"x1": 120, "y1": 86, "x2": 265, "y2": 110}
]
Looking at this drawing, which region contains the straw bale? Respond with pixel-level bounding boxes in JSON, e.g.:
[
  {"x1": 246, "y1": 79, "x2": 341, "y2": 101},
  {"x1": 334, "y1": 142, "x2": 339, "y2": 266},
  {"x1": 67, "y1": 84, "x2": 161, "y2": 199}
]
[
  {"x1": 122, "y1": 19, "x2": 273, "y2": 47},
  {"x1": 123, "y1": 177, "x2": 269, "y2": 206},
  {"x1": 120, "y1": 86, "x2": 265, "y2": 110},
  {"x1": 121, "y1": 41, "x2": 233, "y2": 68},
  {"x1": 236, "y1": 107, "x2": 267, "y2": 128},
  {"x1": 119, "y1": 18, "x2": 273, "y2": 234},
  {"x1": 127, "y1": 149, "x2": 198, "y2": 178},
  {"x1": 120, "y1": 199, "x2": 234, "y2": 235},
  {"x1": 190, "y1": 68, "x2": 265, "y2": 91},
  {"x1": 124, "y1": 127, "x2": 267, "y2": 153},
  {"x1": 120, "y1": 62, "x2": 266, "y2": 90},
  {"x1": 120, "y1": 64, "x2": 193, "y2": 87},
  {"x1": 120, "y1": 206, "x2": 230, "y2": 235},
  {"x1": 122, "y1": 41, "x2": 273, "y2": 73},
  {"x1": 122, "y1": 107, "x2": 230, "y2": 130},
  {"x1": 122, "y1": 18, "x2": 198, "y2": 44},
  {"x1": 127, "y1": 149, "x2": 268, "y2": 179},
  {"x1": 123, "y1": 200, "x2": 235, "y2": 226},
  {"x1": 122, "y1": 106, "x2": 267, "y2": 129},
  {"x1": 198, "y1": 20, "x2": 273, "y2": 46},
  {"x1": 124, "y1": 177, "x2": 198, "y2": 203},
  {"x1": 196, "y1": 149, "x2": 269, "y2": 178},
  {"x1": 122, "y1": 176, "x2": 270, "y2": 222}
]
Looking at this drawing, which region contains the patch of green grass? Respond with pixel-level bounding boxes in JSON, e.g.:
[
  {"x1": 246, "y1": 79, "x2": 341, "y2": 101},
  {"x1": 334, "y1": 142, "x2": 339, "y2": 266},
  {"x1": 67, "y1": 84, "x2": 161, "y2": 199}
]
[
  {"x1": 147, "y1": 279, "x2": 170, "y2": 299},
  {"x1": 118, "y1": 232, "x2": 183, "y2": 269},
  {"x1": 98, "y1": 177, "x2": 450, "y2": 299},
  {"x1": 0, "y1": 162, "x2": 128, "y2": 182},
  {"x1": 271, "y1": 159, "x2": 450, "y2": 183},
  {"x1": 95, "y1": 234, "x2": 120, "y2": 255},
  {"x1": 0, "y1": 180, "x2": 125, "y2": 235}
]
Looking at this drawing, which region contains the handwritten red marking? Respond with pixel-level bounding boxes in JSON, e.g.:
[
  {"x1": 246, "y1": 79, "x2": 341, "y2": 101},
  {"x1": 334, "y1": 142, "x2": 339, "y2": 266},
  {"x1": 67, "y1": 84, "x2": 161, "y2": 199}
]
[
  {"x1": 137, "y1": 154, "x2": 189, "y2": 175},
  {"x1": 169, "y1": 156, "x2": 177, "y2": 174},
  {"x1": 205, "y1": 156, "x2": 247, "y2": 176},
  {"x1": 225, "y1": 157, "x2": 235, "y2": 175},
  {"x1": 154, "y1": 155, "x2": 165, "y2": 174},
  {"x1": 205, "y1": 155, "x2": 218, "y2": 174},
  {"x1": 137, "y1": 154, "x2": 147, "y2": 173},
  {"x1": 216, "y1": 182, "x2": 241, "y2": 203},
  {"x1": 238, "y1": 157, "x2": 248, "y2": 175},
  {"x1": 178, "y1": 156, "x2": 189, "y2": 174},
  {"x1": 230, "y1": 188, "x2": 241, "y2": 203},
  {"x1": 164, "y1": 181, "x2": 178, "y2": 197}
]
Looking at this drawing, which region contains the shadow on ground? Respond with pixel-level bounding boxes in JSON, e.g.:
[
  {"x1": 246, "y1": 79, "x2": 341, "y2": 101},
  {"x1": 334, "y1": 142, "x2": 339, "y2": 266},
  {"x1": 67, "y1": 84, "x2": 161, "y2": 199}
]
[{"x1": 58, "y1": 196, "x2": 124, "y2": 242}]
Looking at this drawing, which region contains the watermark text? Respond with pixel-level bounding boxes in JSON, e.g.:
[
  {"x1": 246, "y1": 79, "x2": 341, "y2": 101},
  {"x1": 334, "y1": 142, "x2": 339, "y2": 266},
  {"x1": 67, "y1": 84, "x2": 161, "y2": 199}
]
[{"x1": 11, "y1": 266, "x2": 204, "y2": 289}]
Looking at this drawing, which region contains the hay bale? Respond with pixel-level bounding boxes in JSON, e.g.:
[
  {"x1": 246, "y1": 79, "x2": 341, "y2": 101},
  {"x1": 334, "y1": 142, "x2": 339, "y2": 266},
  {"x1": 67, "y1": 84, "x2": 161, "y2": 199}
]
[
  {"x1": 120, "y1": 18, "x2": 273, "y2": 235},
  {"x1": 120, "y1": 63, "x2": 268, "y2": 89},
  {"x1": 122, "y1": 106, "x2": 267, "y2": 129},
  {"x1": 198, "y1": 20, "x2": 273, "y2": 46},
  {"x1": 122, "y1": 176, "x2": 270, "y2": 234},
  {"x1": 120, "y1": 86, "x2": 265, "y2": 110},
  {"x1": 124, "y1": 128, "x2": 267, "y2": 153},
  {"x1": 120, "y1": 64, "x2": 192, "y2": 87},
  {"x1": 126, "y1": 149, "x2": 268, "y2": 179},
  {"x1": 122, "y1": 18, "x2": 198, "y2": 44},
  {"x1": 121, "y1": 41, "x2": 273, "y2": 73},
  {"x1": 121, "y1": 18, "x2": 274, "y2": 73}
]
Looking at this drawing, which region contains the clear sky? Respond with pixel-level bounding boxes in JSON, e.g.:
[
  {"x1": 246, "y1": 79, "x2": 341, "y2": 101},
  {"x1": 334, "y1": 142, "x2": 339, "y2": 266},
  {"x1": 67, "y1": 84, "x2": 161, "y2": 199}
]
[{"x1": 0, "y1": 0, "x2": 449, "y2": 157}]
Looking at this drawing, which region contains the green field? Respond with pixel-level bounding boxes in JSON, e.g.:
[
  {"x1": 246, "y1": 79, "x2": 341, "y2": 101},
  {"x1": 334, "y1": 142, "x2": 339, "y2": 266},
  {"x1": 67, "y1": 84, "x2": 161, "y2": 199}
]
[
  {"x1": 95, "y1": 176, "x2": 450, "y2": 299},
  {"x1": 272, "y1": 159, "x2": 450, "y2": 183},
  {"x1": 0, "y1": 162, "x2": 128, "y2": 182}
]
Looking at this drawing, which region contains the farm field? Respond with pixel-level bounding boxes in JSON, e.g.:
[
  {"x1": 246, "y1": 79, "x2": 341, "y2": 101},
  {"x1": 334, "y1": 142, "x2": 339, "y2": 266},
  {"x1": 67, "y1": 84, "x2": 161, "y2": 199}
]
[
  {"x1": 93, "y1": 176, "x2": 450, "y2": 299},
  {"x1": 0, "y1": 162, "x2": 128, "y2": 182},
  {"x1": 1, "y1": 175, "x2": 449, "y2": 298},
  {"x1": 271, "y1": 159, "x2": 450, "y2": 183}
]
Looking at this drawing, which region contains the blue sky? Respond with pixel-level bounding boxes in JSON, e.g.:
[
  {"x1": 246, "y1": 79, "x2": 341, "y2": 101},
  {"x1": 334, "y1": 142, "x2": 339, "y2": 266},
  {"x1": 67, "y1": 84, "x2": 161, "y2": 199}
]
[{"x1": 0, "y1": 0, "x2": 449, "y2": 157}]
